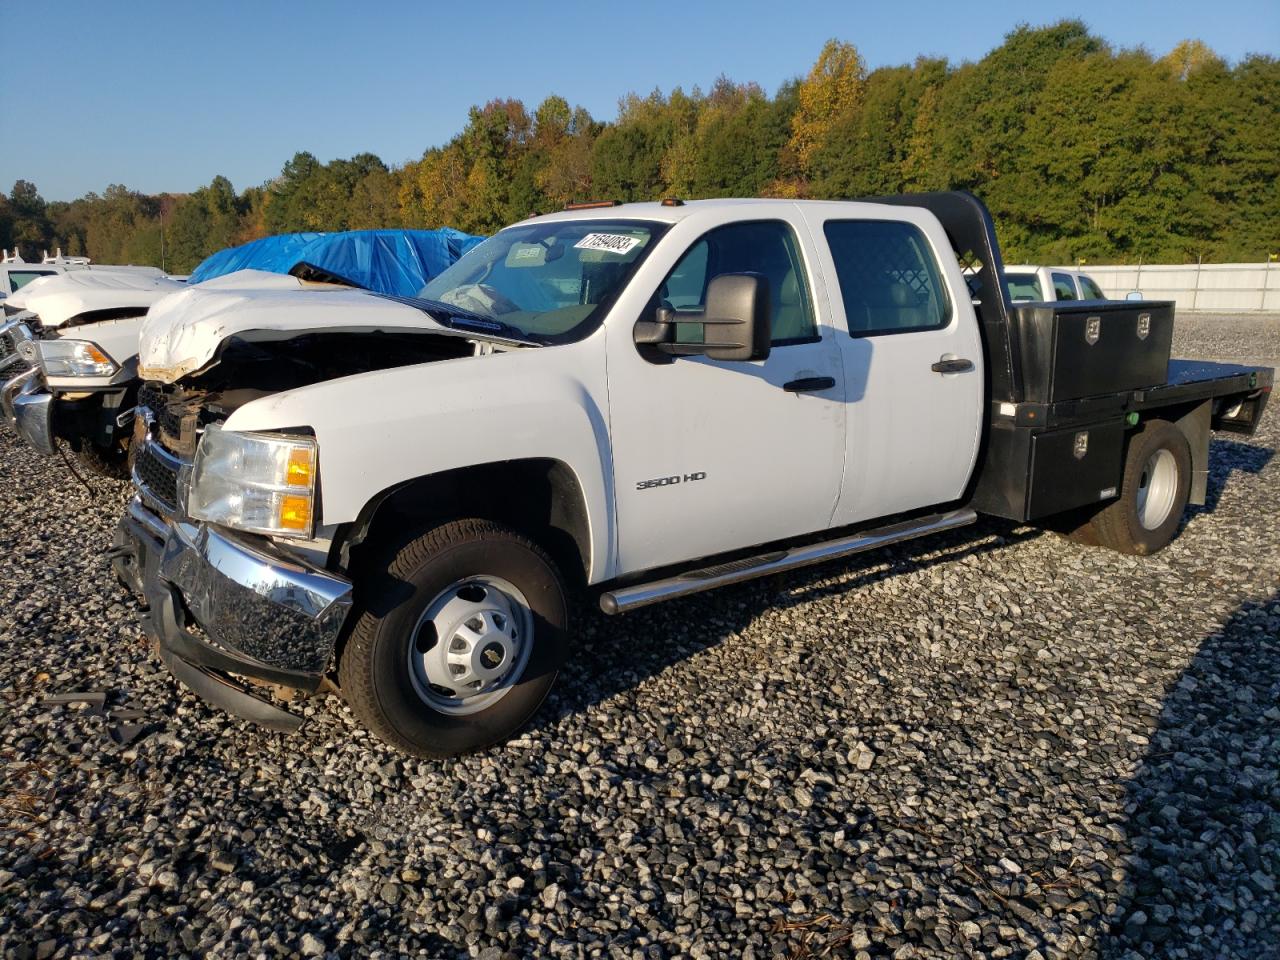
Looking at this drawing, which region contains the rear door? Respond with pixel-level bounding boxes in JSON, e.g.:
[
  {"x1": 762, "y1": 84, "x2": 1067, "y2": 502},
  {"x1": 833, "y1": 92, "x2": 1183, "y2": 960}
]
[
  {"x1": 606, "y1": 213, "x2": 845, "y2": 575},
  {"x1": 801, "y1": 206, "x2": 984, "y2": 526}
]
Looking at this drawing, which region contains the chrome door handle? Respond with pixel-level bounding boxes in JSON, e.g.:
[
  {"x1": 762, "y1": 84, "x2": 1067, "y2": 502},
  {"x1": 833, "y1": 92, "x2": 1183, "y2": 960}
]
[{"x1": 931, "y1": 358, "x2": 974, "y2": 374}]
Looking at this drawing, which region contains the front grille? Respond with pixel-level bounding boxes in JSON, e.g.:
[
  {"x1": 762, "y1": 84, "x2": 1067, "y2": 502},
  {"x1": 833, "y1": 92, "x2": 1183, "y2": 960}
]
[
  {"x1": 0, "y1": 330, "x2": 31, "y2": 377},
  {"x1": 137, "y1": 383, "x2": 184, "y2": 439},
  {"x1": 133, "y1": 440, "x2": 180, "y2": 511}
]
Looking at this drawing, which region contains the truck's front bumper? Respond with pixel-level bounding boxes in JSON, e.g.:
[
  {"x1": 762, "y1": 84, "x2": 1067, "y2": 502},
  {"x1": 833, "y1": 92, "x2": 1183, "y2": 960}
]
[
  {"x1": 1, "y1": 320, "x2": 54, "y2": 453},
  {"x1": 2, "y1": 367, "x2": 55, "y2": 454},
  {"x1": 116, "y1": 497, "x2": 353, "y2": 731}
]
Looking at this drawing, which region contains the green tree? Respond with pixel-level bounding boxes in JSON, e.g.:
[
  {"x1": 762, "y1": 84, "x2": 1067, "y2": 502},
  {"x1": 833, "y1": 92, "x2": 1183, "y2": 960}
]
[
  {"x1": 7, "y1": 180, "x2": 53, "y2": 256},
  {"x1": 812, "y1": 57, "x2": 948, "y2": 198}
]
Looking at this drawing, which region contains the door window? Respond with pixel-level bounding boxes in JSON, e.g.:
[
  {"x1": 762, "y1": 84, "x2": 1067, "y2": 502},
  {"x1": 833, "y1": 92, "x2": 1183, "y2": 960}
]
[
  {"x1": 823, "y1": 220, "x2": 950, "y2": 336},
  {"x1": 659, "y1": 221, "x2": 816, "y2": 345},
  {"x1": 1079, "y1": 275, "x2": 1106, "y2": 300},
  {"x1": 1052, "y1": 273, "x2": 1078, "y2": 300}
]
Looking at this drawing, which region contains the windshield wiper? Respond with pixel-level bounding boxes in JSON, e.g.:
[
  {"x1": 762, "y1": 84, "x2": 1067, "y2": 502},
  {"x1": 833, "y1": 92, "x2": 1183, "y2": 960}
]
[{"x1": 406, "y1": 296, "x2": 543, "y2": 345}]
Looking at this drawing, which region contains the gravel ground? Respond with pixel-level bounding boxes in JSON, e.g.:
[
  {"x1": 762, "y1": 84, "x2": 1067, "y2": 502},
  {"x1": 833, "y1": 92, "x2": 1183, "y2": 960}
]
[{"x1": 1, "y1": 313, "x2": 1277, "y2": 960}]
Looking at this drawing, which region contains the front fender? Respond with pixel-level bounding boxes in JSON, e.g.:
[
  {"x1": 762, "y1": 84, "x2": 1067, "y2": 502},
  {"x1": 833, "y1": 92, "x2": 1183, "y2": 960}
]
[{"x1": 222, "y1": 339, "x2": 617, "y2": 581}]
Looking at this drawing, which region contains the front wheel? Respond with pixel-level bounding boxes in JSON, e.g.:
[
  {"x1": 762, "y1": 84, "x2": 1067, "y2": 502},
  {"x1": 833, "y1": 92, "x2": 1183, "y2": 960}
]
[
  {"x1": 339, "y1": 519, "x2": 569, "y2": 758},
  {"x1": 1084, "y1": 419, "x2": 1192, "y2": 555}
]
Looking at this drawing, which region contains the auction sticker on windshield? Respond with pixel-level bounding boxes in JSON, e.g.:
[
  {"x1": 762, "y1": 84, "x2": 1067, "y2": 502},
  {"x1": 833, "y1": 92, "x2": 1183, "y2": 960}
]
[{"x1": 574, "y1": 233, "x2": 642, "y2": 255}]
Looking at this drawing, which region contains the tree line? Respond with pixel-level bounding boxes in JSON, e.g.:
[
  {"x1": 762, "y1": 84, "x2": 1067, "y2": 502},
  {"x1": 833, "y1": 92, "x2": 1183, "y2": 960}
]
[{"x1": 1, "y1": 21, "x2": 1275, "y2": 273}]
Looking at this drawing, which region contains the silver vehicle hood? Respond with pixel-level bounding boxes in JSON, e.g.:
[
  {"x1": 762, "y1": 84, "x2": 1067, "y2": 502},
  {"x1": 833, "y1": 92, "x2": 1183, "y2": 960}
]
[{"x1": 137, "y1": 270, "x2": 457, "y2": 383}]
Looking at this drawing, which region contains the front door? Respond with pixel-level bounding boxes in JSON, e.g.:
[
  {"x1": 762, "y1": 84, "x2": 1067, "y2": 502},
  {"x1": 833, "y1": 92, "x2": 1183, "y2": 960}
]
[{"x1": 607, "y1": 216, "x2": 845, "y2": 576}]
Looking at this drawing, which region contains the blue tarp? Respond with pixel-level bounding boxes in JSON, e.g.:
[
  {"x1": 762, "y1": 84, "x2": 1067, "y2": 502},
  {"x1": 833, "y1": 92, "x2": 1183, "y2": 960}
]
[
  {"x1": 290, "y1": 229, "x2": 484, "y2": 298},
  {"x1": 187, "y1": 229, "x2": 485, "y2": 296},
  {"x1": 187, "y1": 233, "x2": 323, "y2": 284}
]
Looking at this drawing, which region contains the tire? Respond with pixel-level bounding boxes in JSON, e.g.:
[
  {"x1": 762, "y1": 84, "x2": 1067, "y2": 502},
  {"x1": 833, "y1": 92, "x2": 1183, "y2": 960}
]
[
  {"x1": 1085, "y1": 419, "x2": 1192, "y2": 556},
  {"x1": 74, "y1": 439, "x2": 130, "y2": 480},
  {"x1": 338, "y1": 519, "x2": 569, "y2": 758}
]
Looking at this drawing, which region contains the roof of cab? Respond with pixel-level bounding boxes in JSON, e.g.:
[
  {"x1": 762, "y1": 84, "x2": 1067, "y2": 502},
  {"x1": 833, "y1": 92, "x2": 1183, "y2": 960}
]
[{"x1": 521, "y1": 197, "x2": 902, "y2": 226}]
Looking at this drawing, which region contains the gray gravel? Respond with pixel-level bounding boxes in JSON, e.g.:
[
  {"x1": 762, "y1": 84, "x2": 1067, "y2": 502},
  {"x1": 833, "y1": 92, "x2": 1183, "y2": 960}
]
[{"x1": 2, "y1": 313, "x2": 1278, "y2": 959}]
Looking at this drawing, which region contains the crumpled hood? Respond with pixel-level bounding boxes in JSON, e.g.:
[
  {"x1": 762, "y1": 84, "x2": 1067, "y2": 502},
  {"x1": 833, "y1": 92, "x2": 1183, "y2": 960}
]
[
  {"x1": 137, "y1": 269, "x2": 450, "y2": 383},
  {"x1": 8, "y1": 269, "x2": 184, "y2": 328}
]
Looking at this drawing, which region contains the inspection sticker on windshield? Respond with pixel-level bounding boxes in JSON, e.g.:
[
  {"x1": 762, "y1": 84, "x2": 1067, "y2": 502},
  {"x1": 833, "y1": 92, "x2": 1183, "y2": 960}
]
[{"x1": 574, "y1": 233, "x2": 641, "y2": 255}]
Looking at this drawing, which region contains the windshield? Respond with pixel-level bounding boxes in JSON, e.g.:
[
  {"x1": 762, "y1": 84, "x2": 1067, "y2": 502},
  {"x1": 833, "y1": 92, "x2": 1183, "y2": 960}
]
[{"x1": 418, "y1": 219, "x2": 665, "y2": 343}]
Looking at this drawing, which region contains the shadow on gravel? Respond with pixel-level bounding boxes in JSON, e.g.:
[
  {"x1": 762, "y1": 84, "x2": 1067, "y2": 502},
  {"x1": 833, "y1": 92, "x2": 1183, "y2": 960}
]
[
  {"x1": 1192, "y1": 439, "x2": 1273, "y2": 513},
  {"x1": 535, "y1": 517, "x2": 1040, "y2": 730},
  {"x1": 1097, "y1": 590, "x2": 1280, "y2": 958}
]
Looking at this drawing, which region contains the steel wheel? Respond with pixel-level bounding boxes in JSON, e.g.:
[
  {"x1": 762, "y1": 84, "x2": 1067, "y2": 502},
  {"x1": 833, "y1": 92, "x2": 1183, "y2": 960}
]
[
  {"x1": 407, "y1": 575, "x2": 534, "y2": 716},
  {"x1": 1136, "y1": 448, "x2": 1179, "y2": 530}
]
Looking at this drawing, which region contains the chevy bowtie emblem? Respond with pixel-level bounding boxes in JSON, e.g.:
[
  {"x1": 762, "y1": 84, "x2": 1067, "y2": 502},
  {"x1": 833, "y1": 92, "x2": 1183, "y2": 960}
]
[
  {"x1": 1137, "y1": 313, "x2": 1151, "y2": 340},
  {"x1": 1085, "y1": 317, "x2": 1101, "y2": 346}
]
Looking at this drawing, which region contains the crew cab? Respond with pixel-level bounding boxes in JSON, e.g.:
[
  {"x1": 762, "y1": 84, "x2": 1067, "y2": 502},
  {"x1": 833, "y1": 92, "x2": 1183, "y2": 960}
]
[{"x1": 111, "y1": 193, "x2": 1273, "y2": 758}]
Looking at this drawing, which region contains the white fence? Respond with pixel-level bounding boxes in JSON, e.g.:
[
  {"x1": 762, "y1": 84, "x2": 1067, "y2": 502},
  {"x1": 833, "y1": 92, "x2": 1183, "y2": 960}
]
[{"x1": 1074, "y1": 262, "x2": 1280, "y2": 312}]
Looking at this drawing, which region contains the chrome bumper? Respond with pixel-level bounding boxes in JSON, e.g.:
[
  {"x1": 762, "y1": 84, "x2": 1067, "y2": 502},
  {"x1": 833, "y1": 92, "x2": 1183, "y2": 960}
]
[
  {"x1": 2, "y1": 367, "x2": 55, "y2": 454},
  {"x1": 117, "y1": 497, "x2": 353, "y2": 730}
]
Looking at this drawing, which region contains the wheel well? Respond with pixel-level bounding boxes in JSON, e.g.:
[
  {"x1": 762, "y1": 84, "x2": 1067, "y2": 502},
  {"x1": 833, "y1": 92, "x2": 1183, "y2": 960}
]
[
  {"x1": 1137, "y1": 402, "x2": 1210, "y2": 506},
  {"x1": 335, "y1": 459, "x2": 592, "y2": 589}
]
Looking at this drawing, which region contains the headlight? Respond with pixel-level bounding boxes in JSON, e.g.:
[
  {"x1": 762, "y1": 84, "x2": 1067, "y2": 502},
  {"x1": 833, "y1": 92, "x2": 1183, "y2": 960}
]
[
  {"x1": 37, "y1": 339, "x2": 119, "y2": 378},
  {"x1": 188, "y1": 423, "x2": 318, "y2": 538}
]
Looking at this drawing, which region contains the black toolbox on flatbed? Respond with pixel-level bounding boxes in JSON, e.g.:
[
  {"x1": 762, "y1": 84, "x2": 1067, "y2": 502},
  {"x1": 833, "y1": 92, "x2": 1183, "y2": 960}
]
[{"x1": 1013, "y1": 301, "x2": 1175, "y2": 403}]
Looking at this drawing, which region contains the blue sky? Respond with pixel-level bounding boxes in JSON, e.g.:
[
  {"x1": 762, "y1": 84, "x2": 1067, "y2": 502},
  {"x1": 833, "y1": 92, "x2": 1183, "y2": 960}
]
[{"x1": 3, "y1": 0, "x2": 1276, "y2": 201}]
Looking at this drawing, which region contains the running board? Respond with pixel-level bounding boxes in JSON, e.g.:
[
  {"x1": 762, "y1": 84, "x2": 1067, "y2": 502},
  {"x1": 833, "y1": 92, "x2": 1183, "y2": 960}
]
[{"x1": 599, "y1": 508, "x2": 977, "y2": 614}]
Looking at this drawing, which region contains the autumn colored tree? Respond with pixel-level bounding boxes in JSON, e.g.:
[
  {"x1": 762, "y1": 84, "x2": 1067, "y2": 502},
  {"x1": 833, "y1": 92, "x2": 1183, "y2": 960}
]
[{"x1": 776, "y1": 40, "x2": 866, "y2": 194}]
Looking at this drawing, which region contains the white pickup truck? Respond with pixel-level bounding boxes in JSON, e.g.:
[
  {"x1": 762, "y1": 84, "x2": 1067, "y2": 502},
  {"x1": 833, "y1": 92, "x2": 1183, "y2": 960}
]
[
  {"x1": 1003, "y1": 264, "x2": 1112, "y2": 302},
  {"x1": 109, "y1": 193, "x2": 1273, "y2": 758}
]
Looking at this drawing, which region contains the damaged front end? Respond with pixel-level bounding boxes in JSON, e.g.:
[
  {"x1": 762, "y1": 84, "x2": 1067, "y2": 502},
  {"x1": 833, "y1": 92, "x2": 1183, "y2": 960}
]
[
  {"x1": 116, "y1": 328, "x2": 481, "y2": 729},
  {"x1": 118, "y1": 379, "x2": 352, "y2": 731}
]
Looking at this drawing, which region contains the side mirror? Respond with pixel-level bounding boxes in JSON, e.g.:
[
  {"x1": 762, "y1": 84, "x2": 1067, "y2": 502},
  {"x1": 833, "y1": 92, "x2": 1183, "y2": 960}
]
[
  {"x1": 634, "y1": 273, "x2": 771, "y2": 362},
  {"x1": 1125, "y1": 290, "x2": 1144, "y2": 301}
]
